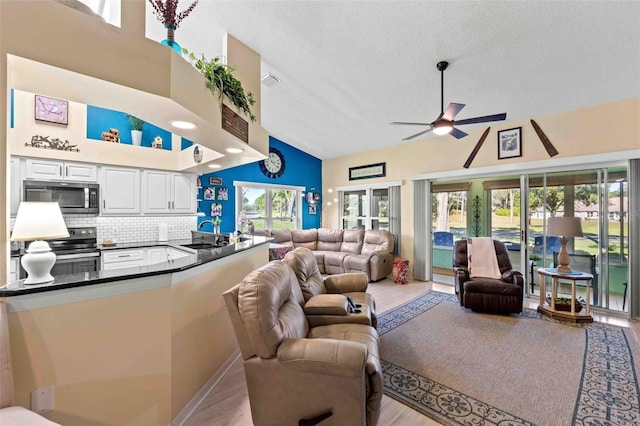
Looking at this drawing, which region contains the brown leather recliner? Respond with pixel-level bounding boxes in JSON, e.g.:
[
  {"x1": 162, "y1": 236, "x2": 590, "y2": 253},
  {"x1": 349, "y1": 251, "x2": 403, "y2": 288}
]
[
  {"x1": 223, "y1": 261, "x2": 382, "y2": 426},
  {"x1": 283, "y1": 247, "x2": 378, "y2": 328},
  {"x1": 453, "y1": 239, "x2": 524, "y2": 313}
]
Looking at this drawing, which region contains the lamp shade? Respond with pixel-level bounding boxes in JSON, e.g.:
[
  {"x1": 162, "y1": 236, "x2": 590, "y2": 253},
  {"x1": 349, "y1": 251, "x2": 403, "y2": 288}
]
[
  {"x1": 547, "y1": 216, "x2": 583, "y2": 238},
  {"x1": 10, "y1": 202, "x2": 69, "y2": 241}
]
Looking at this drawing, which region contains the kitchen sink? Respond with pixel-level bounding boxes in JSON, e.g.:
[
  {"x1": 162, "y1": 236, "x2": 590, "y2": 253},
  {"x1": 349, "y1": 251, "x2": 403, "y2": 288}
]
[{"x1": 181, "y1": 242, "x2": 221, "y2": 250}]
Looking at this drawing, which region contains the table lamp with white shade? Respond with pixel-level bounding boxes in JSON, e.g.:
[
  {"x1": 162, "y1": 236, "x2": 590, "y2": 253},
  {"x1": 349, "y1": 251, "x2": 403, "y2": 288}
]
[
  {"x1": 547, "y1": 216, "x2": 583, "y2": 273},
  {"x1": 10, "y1": 202, "x2": 69, "y2": 284}
]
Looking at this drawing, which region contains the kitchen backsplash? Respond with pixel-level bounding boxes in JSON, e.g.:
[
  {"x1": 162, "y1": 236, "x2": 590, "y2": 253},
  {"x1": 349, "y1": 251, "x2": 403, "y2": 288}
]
[{"x1": 10, "y1": 215, "x2": 197, "y2": 244}]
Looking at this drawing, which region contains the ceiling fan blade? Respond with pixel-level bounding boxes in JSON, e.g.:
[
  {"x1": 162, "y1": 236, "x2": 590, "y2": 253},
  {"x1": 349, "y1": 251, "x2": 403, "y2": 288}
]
[
  {"x1": 402, "y1": 127, "x2": 433, "y2": 141},
  {"x1": 454, "y1": 112, "x2": 506, "y2": 126},
  {"x1": 390, "y1": 121, "x2": 431, "y2": 126},
  {"x1": 450, "y1": 127, "x2": 468, "y2": 139},
  {"x1": 442, "y1": 103, "x2": 465, "y2": 121}
]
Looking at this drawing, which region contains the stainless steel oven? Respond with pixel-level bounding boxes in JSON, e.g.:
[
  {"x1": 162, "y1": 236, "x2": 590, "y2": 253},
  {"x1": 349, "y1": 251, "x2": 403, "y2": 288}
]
[
  {"x1": 20, "y1": 227, "x2": 100, "y2": 278},
  {"x1": 23, "y1": 180, "x2": 99, "y2": 214}
]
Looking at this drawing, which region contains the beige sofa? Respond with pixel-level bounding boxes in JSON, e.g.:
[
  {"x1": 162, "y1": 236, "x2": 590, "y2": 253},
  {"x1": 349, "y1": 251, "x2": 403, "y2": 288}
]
[
  {"x1": 265, "y1": 228, "x2": 394, "y2": 282},
  {"x1": 223, "y1": 261, "x2": 382, "y2": 426}
]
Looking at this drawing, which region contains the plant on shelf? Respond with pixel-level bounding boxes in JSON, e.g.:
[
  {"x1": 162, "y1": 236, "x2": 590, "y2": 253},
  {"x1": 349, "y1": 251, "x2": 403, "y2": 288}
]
[
  {"x1": 125, "y1": 114, "x2": 145, "y2": 131},
  {"x1": 148, "y1": 0, "x2": 199, "y2": 53},
  {"x1": 184, "y1": 50, "x2": 256, "y2": 122},
  {"x1": 125, "y1": 114, "x2": 145, "y2": 146},
  {"x1": 546, "y1": 294, "x2": 585, "y2": 312}
]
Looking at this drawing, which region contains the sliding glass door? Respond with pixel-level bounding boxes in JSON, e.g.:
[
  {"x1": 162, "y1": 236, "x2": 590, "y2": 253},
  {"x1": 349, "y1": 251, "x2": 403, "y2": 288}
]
[{"x1": 525, "y1": 167, "x2": 629, "y2": 313}]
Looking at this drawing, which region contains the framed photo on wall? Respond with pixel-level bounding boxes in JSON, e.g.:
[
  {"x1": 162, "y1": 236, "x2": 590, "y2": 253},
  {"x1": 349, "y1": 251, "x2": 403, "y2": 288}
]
[
  {"x1": 309, "y1": 205, "x2": 317, "y2": 215},
  {"x1": 34, "y1": 95, "x2": 69, "y2": 125},
  {"x1": 217, "y1": 187, "x2": 228, "y2": 201},
  {"x1": 211, "y1": 203, "x2": 222, "y2": 217},
  {"x1": 498, "y1": 127, "x2": 522, "y2": 159}
]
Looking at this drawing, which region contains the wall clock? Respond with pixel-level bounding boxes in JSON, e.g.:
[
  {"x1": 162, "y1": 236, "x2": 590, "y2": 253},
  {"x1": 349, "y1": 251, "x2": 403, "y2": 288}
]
[
  {"x1": 259, "y1": 147, "x2": 285, "y2": 179},
  {"x1": 193, "y1": 145, "x2": 203, "y2": 163}
]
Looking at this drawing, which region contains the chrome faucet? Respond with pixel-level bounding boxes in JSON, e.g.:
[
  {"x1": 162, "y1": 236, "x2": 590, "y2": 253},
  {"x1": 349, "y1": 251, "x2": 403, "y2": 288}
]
[{"x1": 198, "y1": 220, "x2": 215, "y2": 230}]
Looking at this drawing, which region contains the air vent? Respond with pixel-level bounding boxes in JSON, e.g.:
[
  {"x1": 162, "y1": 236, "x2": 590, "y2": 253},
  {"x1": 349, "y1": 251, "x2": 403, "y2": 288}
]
[{"x1": 261, "y1": 73, "x2": 281, "y2": 87}]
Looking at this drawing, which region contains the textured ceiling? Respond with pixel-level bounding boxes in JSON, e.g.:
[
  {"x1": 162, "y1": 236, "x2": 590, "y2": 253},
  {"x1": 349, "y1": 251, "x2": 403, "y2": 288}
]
[{"x1": 146, "y1": 1, "x2": 640, "y2": 160}]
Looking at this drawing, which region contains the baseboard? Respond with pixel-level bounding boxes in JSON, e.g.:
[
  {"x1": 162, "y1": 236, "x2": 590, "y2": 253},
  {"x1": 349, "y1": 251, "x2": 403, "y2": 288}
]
[{"x1": 171, "y1": 348, "x2": 241, "y2": 426}]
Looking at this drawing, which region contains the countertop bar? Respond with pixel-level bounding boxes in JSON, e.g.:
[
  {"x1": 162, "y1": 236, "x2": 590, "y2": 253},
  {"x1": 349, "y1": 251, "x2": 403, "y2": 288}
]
[{"x1": 0, "y1": 236, "x2": 271, "y2": 297}]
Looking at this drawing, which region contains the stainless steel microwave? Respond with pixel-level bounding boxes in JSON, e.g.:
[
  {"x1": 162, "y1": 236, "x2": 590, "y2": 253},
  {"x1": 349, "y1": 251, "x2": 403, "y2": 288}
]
[{"x1": 23, "y1": 180, "x2": 99, "y2": 214}]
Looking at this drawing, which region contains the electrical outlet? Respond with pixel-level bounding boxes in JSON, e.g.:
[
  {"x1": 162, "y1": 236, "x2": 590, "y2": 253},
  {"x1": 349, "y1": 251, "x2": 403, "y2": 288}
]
[{"x1": 31, "y1": 385, "x2": 54, "y2": 413}]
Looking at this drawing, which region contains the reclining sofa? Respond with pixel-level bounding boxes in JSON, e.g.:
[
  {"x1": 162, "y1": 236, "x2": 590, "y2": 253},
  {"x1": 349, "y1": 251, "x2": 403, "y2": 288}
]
[
  {"x1": 223, "y1": 261, "x2": 382, "y2": 426},
  {"x1": 264, "y1": 228, "x2": 394, "y2": 282}
]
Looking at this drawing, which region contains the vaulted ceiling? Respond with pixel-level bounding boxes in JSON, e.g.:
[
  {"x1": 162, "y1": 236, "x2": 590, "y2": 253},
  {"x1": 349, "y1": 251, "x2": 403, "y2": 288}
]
[{"x1": 146, "y1": 1, "x2": 640, "y2": 160}]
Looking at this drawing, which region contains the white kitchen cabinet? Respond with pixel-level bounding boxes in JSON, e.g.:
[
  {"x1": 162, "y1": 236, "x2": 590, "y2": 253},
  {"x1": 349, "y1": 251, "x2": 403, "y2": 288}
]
[
  {"x1": 146, "y1": 247, "x2": 168, "y2": 265},
  {"x1": 100, "y1": 166, "x2": 140, "y2": 214},
  {"x1": 141, "y1": 170, "x2": 196, "y2": 214},
  {"x1": 168, "y1": 247, "x2": 191, "y2": 260},
  {"x1": 101, "y1": 248, "x2": 146, "y2": 270},
  {"x1": 10, "y1": 157, "x2": 21, "y2": 216},
  {"x1": 25, "y1": 158, "x2": 97, "y2": 182},
  {"x1": 9, "y1": 257, "x2": 18, "y2": 282}
]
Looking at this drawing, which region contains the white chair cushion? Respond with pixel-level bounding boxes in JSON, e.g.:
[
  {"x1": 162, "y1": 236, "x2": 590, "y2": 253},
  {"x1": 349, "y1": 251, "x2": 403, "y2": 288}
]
[{"x1": 0, "y1": 406, "x2": 60, "y2": 425}]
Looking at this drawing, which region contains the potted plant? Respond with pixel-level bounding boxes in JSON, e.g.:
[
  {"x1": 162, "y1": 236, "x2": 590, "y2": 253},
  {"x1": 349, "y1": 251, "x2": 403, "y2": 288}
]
[
  {"x1": 184, "y1": 50, "x2": 256, "y2": 122},
  {"x1": 125, "y1": 114, "x2": 145, "y2": 146}
]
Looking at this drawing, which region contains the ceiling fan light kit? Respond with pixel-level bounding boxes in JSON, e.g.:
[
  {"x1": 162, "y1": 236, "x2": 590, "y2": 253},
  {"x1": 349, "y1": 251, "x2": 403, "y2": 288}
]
[{"x1": 392, "y1": 60, "x2": 507, "y2": 140}]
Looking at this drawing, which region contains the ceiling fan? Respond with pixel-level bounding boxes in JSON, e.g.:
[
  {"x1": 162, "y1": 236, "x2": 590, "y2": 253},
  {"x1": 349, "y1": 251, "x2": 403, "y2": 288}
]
[{"x1": 391, "y1": 61, "x2": 507, "y2": 140}]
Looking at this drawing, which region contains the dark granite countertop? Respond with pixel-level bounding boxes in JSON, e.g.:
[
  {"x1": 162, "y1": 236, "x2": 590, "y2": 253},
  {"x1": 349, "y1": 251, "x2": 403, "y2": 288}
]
[{"x1": 0, "y1": 236, "x2": 270, "y2": 297}]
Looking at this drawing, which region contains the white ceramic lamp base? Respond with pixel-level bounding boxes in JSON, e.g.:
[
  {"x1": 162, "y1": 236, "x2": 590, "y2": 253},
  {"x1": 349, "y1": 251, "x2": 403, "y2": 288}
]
[{"x1": 21, "y1": 240, "x2": 56, "y2": 284}]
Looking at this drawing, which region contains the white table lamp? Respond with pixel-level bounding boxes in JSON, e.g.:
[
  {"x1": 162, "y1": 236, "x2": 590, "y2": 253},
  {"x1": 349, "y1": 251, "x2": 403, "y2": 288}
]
[
  {"x1": 547, "y1": 216, "x2": 583, "y2": 273},
  {"x1": 10, "y1": 202, "x2": 69, "y2": 284}
]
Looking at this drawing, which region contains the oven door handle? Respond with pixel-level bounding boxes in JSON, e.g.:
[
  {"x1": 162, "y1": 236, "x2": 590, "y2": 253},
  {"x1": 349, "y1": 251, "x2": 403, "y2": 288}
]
[{"x1": 55, "y1": 252, "x2": 101, "y2": 260}]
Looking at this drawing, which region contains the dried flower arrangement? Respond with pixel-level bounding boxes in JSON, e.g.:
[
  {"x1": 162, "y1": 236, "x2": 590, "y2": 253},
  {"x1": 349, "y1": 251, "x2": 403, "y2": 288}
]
[{"x1": 148, "y1": 0, "x2": 199, "y2": 29}]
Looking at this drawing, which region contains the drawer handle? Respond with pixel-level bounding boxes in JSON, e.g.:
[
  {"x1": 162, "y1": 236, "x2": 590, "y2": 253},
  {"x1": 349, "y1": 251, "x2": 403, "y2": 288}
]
[{"x1": 118, "y1": 254, "x2": 131, "y2": 258}]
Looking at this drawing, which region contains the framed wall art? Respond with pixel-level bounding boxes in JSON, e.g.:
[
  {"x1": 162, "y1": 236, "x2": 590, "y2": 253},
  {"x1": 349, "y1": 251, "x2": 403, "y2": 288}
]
[
  {"x1": 209, "y1": 177, "x2": 223, "y2": 186},
  {"x1": 34, "y1": 95, "x2": 69, "y2": 125},
  {"x1": 211, "y1": 203, "x2": 222, "y2": 217},
  {"x1": 497, "y1": 127, "x2": 522, "y2": 160},
  {"x1": 349, "y1": 162, "x2": 386, "y2": 181},
  {"x1": 309, "y1": 205, "x2": 317, "y2": 215},
  {"x1": 217, "y1": 187, "x2": 228, "y2": 201}
]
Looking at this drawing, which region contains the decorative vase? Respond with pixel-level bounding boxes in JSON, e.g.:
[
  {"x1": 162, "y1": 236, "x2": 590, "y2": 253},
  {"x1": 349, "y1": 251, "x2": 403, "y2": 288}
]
[
  {"x1": 214, "y1": 224, "x2": 220, "y2": 235},
  {"x1": 161, "y1": 25, "x2": 182, "y2": 55},
  {"x1": 131, "y1": 130, "x2": 142, "y2": 146}
]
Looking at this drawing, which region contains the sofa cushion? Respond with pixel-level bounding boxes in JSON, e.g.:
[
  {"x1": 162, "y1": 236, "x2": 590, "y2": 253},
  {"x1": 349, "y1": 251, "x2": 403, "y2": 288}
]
[
  {"x1": 317, "y1": 228, "x2": 344, "y2": 251},
  {"x1": 362, "y1": 229, "x2": 393, "y2": 255},
  {"x1": 324, "y1": 252, "x2": 349, "y2": 275},
  {"x1": 343, "y1": 254, "x2": 370, "y2": 276},
  {"x1": 271, "y1": 229, "x2": 293, "y2": 247},
  {"x1": 283, "y1": 248, "x2": 326, "y2": 300},
  {"x1": 292, "y1": 229, "x2": 318, "y2": 250},
  {"x1": 341, "y1": 230, "x2": 364, "y2": 254},
  {"x1": 238, "y1": 262, "x2": 309, "y2": 358},
  {"x1": 313, "y1": 251, "x2": 329, "y2": 274}
]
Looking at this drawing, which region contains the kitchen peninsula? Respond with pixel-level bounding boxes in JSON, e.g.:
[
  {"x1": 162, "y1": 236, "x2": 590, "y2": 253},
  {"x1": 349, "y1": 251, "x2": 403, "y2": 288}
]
[{"x1": 1, "y1": 236, "x2": 269, "y2": 425}]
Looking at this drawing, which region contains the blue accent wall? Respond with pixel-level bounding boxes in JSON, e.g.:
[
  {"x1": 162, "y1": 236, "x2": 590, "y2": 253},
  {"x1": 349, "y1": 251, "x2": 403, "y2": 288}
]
[
  {"x1": 181, "y1": 137, "x2": 194, "y2": 150},
  {"x1": 198, "y1": 136, "x2": 322, "y2": 233},
  {"x1": 10, "y1": 89, "x2": 14, "y2": 128},
  {"x1": 86, "y1": 105, "x2": 172, "y2": 149}
]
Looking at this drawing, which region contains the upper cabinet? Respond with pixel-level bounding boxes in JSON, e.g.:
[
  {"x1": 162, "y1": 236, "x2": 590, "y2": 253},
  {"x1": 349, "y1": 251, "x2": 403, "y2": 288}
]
[
  {"x1": 100, "y1": 166, "x2": 140, "y2": 215},
  {"x1": 141, "y1": 170, "x2": 196, "y2": 214},
  {"x1": 25, "y1": 158, "x2": 98, "y2": 182}
]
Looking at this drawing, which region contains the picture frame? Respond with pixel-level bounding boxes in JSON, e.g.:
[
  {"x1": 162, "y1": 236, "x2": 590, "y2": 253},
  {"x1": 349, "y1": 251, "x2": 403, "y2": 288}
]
[
  {"x1": 211, "y1": 203, "x2": 222, "y2": 217},
  {"x1": 204, "y1": 187, "x2": 215, "y2": 201},
  {"x1": 217, "y1": 187, "x2": 228, "y2": 201},
  {"x1": 309, "y1": 205, "x2": 317, "y2": 215},
  {"x1": 349, "y1": 162, "x2": 386, "y2": 181},
  {"x1": 497, "y1": 127, "x2": 522, "y2": 160},
  {"x1": 34, "y1": 95, "x2": 69, "y2": 125},
  {"x1": 209, "y1": 177, "x2": 223, "y2": 186}
]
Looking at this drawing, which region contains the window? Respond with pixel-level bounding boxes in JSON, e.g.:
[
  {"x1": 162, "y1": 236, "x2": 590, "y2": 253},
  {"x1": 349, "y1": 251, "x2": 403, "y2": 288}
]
[{"x1": 235, "y1": 182, "x2": 302, "y2": 231}]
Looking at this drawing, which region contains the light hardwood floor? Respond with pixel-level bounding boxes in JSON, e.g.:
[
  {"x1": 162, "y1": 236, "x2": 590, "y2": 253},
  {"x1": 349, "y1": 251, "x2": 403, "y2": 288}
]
[{"x1": 183, "y1": 278, "x2": 639, "y2": 426}]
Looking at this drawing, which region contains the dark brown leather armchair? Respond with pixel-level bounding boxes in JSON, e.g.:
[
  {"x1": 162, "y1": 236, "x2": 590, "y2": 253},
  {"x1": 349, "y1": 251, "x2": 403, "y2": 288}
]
[{"x1": 453, "y1": 239, "x2": 524, "y2": 313}]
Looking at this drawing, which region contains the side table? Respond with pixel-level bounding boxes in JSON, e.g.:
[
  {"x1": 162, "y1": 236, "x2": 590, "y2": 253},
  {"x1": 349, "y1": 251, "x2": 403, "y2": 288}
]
[{"x1": 537, "y1": 268, "x2": 593, "y2": 323}]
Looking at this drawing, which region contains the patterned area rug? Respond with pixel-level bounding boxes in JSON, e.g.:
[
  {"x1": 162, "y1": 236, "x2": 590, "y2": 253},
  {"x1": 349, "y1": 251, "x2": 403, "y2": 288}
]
[{"x1": 378, "y1": 291, "x2": 640, "y2": 425}]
